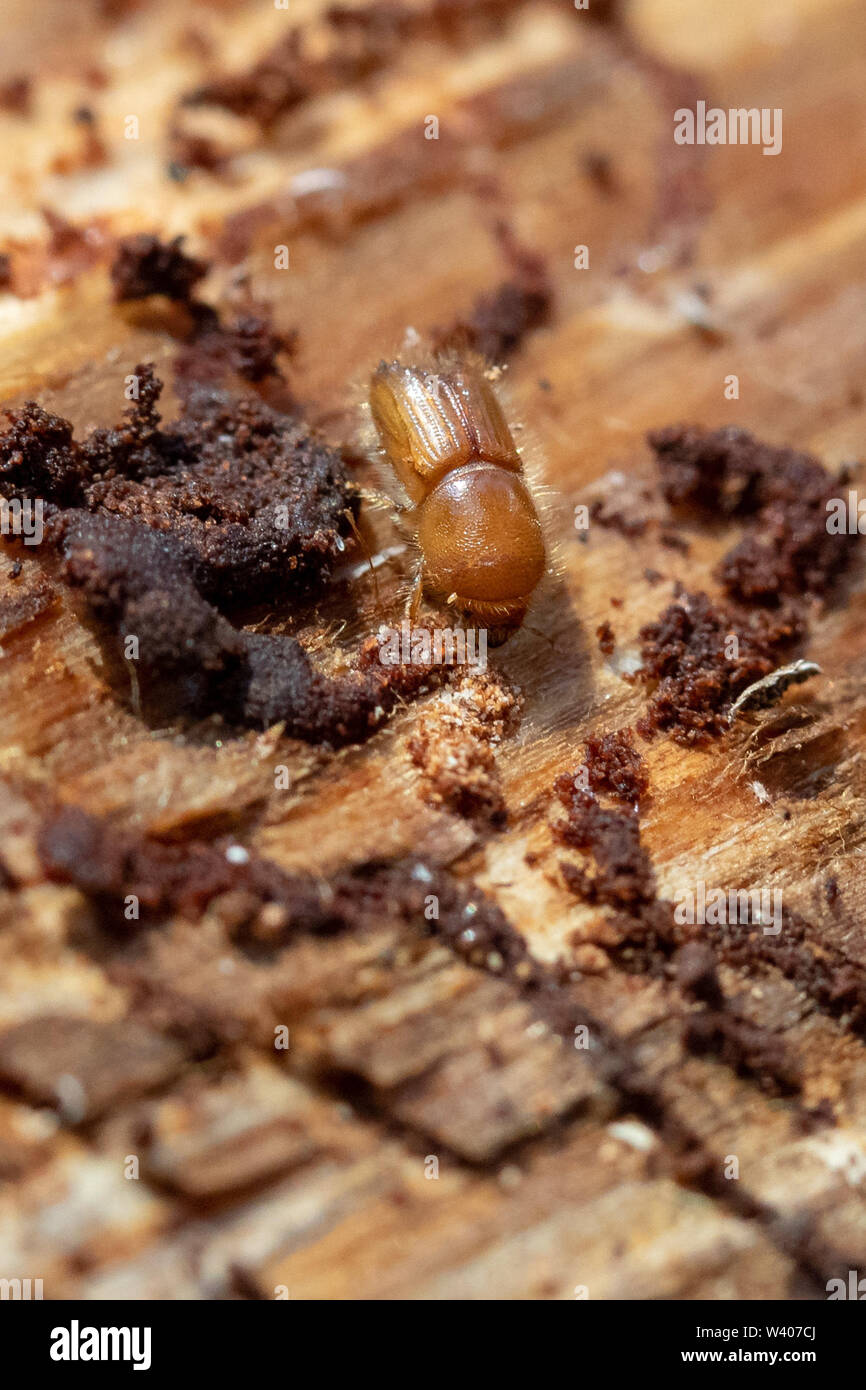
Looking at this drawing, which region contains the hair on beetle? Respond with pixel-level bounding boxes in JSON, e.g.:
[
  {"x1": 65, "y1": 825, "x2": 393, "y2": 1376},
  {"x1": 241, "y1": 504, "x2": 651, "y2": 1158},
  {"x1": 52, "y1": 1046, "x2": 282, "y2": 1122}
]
[{"x1": 361, "y1": 345, "x2": 550, "y2": 644}]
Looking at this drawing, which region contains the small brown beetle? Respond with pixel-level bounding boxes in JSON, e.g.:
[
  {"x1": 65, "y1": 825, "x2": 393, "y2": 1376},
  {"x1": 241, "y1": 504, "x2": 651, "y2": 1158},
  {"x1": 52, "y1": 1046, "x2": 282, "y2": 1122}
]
[{"x1": 369, "y1": 358, "x2": 546, "y2": 636}]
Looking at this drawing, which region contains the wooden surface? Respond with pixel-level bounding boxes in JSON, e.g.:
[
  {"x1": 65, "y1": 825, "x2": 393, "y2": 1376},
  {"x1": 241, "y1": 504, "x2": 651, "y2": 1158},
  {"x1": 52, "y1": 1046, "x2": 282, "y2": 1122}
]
[{"x1": 0, "y1": 0, "x2": 865, "y2": 1300}]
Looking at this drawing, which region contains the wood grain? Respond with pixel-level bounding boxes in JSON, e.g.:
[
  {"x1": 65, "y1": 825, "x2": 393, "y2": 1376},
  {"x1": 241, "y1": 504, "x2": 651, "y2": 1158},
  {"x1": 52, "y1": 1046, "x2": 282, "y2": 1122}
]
[{"x1": 0, "y1": 0, "x2": 864, "y2": 1300}]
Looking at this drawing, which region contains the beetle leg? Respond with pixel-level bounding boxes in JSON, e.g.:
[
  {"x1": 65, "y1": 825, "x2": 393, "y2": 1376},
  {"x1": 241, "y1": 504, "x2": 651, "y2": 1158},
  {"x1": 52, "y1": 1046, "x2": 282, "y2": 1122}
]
[
  {"x1": 406, "y1": 567, "x2": 424, "y2": 622},
  {"x1": 357, "y1": 485, "x2": 406, "y2": 515}
]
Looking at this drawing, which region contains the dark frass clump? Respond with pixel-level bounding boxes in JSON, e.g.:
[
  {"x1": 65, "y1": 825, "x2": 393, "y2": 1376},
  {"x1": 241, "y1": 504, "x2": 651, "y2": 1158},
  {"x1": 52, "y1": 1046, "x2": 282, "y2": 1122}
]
[
  {"x1": 649, "y1": 424, "x2": 857, "y2": 602},
  {"x1": 0, "y1": 366, "x2": 451, "y2": 743}
]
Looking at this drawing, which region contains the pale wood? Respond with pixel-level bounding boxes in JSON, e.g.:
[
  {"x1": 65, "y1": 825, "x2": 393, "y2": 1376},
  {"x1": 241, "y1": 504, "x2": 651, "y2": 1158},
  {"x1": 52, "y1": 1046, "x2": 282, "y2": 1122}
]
[{"x1": 0, "y1": 0, "x2": 864, "y2": 1300}]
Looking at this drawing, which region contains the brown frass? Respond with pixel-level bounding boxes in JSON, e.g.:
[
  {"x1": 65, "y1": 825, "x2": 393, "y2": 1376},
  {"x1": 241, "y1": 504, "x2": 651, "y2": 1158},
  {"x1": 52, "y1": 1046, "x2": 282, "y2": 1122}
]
[
  {"x1": 552, "y1": 776, "x2": 656, "y2": 913},
  {"x1": 674, "y1": 943, "x2": 800, "y2": 1093},
  {"x1": 434, "y1": 225, "x2": 552, "y2": 361},
  {"x1": 634, "y1": 590, "x2": 802, "y2": 744},
  {"x1": 182, "y1": 0, "x2": 534, "y2": 129},
  {"x1": 110, "y1": 236, "x2": 291, "y2": 387},
  {"x1": 110, "y1": 233, "x2": 208, "y2": 304},
  {"x1": 0, "y1": 366, "x2": 449, "y2": 742},
  {"x1": 595, "y1": 619, "x2": 615, "y2": 655},
  {"x1": 434, "y1": 278, "x2": 552, "y2": 361},
  {"x1": 0, "y1": 366, "x2": 352, "y2": 604},
  {"x1": 649, "y1": 424, "x2": 858, "y2": 602},
  {"x1": 406, "y1": 670, "x2": 521, "y2": 824},
  {"x1": 581, "y1": 726, "x2": 648, "y2": 803},
  {"x1": 37, "y1": 803, "x2": 331, "y2": 936},
  {"x1": 34, "y1": 801, "x2": 609, "y2": 1052},
  {"x1": 711, "y1": 907, "x2": 866, "y2": 1033},
  {"x1": 59, "y1": 510, "x2": 449, "y2": 741},
  {"x1": 173, "y1": 313, "x2": 293, "y2": 390}
]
